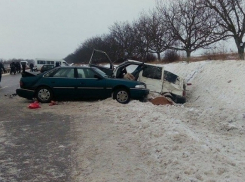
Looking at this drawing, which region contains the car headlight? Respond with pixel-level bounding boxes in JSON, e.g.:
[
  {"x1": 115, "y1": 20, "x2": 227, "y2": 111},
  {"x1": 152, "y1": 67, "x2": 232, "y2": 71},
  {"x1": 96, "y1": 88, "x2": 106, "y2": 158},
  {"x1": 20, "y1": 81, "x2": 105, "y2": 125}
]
[{"x1": 135, "y1": 84, "x2": 146, "y2": 89}]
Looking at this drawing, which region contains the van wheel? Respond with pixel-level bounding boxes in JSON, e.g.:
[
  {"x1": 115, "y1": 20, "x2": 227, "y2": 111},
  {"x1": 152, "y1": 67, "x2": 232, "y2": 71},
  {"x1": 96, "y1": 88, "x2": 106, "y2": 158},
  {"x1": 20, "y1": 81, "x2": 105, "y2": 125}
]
[
  {"x1": 36, "y1": 87, "x2": 53, "y2": 103},
  {"x1": 175, "y1": 96, "x2": 186, "y2": 104},
  {"x1": 114, "y1": 89, "x2": 130, "y2": 104}
]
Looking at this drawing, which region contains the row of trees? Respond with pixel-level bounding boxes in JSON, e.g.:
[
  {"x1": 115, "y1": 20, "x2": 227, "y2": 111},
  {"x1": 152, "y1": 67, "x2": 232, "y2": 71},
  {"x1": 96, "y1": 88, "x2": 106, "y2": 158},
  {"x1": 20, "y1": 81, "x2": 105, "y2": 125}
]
[{"x1": 65, "y1": 0, "x2": 245, "y2": 64}]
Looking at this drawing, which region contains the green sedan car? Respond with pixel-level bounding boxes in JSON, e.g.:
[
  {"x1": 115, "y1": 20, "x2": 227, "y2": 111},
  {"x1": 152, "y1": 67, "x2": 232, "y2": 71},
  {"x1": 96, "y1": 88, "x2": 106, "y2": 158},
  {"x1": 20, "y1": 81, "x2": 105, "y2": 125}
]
[{"x1": 16, "y1": 66, "x2": 149, "y2": 104}]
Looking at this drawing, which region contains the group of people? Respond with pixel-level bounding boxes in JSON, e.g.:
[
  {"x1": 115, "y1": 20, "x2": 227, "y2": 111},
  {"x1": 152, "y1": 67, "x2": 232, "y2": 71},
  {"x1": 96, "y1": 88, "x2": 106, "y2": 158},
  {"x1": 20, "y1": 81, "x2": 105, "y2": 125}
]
[
  {"x1": 0, "y1": 61, "x2": 36, "y2": 87},
  {"x1": 10, "y1": 62, "x2": 21, "y2": 75},
  {"x1": 9, "y1": 61, "x2": 34, "y2": 74}
]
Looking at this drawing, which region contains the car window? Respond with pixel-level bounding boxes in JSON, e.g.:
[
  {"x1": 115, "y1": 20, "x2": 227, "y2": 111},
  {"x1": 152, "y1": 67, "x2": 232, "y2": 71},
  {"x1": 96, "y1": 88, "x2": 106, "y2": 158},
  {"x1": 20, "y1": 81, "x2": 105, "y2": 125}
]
[
  {"x1": 42, "y1": 65, "x2": 53, "y2": 69},
  {"x1": 142, "y1": 65, "x2": 162, "y2": 79},
  {"x1": 85, "y1": 68, "x2": 96, "y2": 78},
  {"x1": 43, "y1": 67, "x2": 59, "y2": 77},
  {"x1": 124, "y1": 65, "x2": 138, "y2": 73},
  {"x1": 77, "y1": 68, "x2": 86, "y2": 78},
  {"x1": 77, "y1": 68, "x2": 99, "y2": 78},
  {"x1": 52, "y1": 68, "x2": 75, "y2": 78},
  {"x1": 66, "y1": 69, "x2": 75, "y2": 78},
  {"x1": 85, "y1": 69, "x2": 95, "y2": 78},
  {"x1": 47, "y1": 65, "x2": 54, "y2": 68},
  {"x1": 92, "y1": 67, "x2": 107, "y2": 77}
]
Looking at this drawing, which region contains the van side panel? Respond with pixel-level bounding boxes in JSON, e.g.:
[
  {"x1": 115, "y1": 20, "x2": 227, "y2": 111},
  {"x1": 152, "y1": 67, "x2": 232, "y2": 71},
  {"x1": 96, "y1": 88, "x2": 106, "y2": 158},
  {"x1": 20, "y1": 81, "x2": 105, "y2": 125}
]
[
  {"x1": 138, "y1": 71, "x2": 163, "y2": 93},
  {"x1": 33, "y1": 59, "x2": 69, "y2": 71}
]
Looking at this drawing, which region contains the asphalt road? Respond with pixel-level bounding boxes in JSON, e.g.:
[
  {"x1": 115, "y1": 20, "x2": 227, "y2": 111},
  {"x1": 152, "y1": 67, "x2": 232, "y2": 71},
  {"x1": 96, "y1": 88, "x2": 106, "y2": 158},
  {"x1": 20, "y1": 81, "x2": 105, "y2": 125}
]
[
  {"x1": 0, "y1": 72, "x2": 21, "y2": 95},
  {"x1": 0, "y1": 72, "x2": 74, "y2": 182}
]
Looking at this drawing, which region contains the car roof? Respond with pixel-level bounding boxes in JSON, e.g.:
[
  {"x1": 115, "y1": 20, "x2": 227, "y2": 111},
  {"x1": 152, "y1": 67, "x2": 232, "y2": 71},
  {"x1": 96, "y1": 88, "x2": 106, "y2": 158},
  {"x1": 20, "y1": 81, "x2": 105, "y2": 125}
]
[{"x1": 55, "y1": 66, "x2": 91, "y2": 69}]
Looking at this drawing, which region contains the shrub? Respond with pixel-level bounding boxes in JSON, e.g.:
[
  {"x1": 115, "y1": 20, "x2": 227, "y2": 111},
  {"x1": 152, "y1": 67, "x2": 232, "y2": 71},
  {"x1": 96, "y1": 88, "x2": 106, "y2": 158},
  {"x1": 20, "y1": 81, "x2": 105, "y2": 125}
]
[
  {"x1": 162, "y1": 50, "x2": 180, "y2": 63},
  {"x1": 145, "y1": 53, "x2": 157, "y2": 62}
]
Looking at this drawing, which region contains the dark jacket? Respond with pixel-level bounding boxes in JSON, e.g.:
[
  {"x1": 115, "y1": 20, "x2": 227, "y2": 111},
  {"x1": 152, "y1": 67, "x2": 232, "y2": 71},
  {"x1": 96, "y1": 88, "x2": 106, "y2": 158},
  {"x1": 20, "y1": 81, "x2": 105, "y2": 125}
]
[{"x1": 0, "y1": 62, "x2": 6, "y2": 74}]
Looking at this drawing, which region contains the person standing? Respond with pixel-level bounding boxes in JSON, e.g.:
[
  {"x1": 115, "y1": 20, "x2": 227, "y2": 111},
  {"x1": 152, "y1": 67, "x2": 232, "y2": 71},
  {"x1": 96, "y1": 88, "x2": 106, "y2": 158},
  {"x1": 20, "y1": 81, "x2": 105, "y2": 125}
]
[
  {"x1": 55, "y1": 61, "x2": 60, "y2": 67},
  {"x1": 21, "y1": 62, "x2": 26, "y2": 73},
  {"x1": 0, "y1": 62, "x2": 6, "y2": 87},
  {"x1": 10, "y1": 62, "x2": 16, "y2": 75},
  {"x1": 30, "y1": 63, "x2": 34, "y2": 72},
  {"x1": 15, "y1": 62, "x2": 21, "y2": 73}
]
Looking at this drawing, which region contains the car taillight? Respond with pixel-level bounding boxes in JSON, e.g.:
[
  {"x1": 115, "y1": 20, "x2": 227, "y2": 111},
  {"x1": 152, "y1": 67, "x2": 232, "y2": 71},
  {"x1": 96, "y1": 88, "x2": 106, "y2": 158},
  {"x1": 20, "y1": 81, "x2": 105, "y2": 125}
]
[{"x1": 20, "y1": 81, "x2": 23, "y2": 87}]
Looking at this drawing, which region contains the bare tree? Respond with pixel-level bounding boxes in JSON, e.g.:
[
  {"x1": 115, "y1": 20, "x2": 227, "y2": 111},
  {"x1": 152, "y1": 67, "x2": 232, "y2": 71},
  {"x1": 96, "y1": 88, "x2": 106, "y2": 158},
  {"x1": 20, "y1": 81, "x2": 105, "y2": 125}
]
[
  {"x1": 200, "y1": 0, "x2": 245, "y2": 59},
  {"x1": 109, "y1": 22, "x2": 138, "y2": 59},
  {"x1": 134, "y1": 11, "x2": 175, "y2": 61},
  {"x1": 65, "y1": 36, "x2": 106, "y2": 64},
  {"x1": 148, "y1": 10, "x2": 175, "y2": 60},
  {"x1": 157, "y1": 0, "x2": 226, "y2": 61},
  {"x1": 133, "y1": 14, "x2": 151, "y2": 60}
]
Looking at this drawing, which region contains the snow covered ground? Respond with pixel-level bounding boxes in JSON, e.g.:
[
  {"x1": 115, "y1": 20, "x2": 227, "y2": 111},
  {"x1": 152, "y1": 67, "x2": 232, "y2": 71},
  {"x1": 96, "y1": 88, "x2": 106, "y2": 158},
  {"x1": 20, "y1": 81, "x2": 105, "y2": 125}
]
[{"x1": 30, "y1": 60, "x2": 245, "y2": 181}]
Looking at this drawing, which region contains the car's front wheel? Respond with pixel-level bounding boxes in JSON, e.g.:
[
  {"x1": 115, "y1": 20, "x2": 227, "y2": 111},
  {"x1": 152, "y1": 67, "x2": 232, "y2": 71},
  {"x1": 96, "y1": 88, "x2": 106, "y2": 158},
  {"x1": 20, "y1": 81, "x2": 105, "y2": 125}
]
[
  {"x1": 114, "y1": 88, "x2": 130, "y2": 104},
  {"x1": 36, "y1": 86, "x2": 53, "y2": 103}
]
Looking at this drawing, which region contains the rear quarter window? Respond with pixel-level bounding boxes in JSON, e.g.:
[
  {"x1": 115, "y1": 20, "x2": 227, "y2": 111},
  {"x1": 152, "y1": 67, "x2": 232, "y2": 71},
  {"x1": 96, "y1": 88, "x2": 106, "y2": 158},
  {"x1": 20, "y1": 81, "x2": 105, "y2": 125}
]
[{"x1": 142, "y1": 65, "x2": 162, "y2": 79}]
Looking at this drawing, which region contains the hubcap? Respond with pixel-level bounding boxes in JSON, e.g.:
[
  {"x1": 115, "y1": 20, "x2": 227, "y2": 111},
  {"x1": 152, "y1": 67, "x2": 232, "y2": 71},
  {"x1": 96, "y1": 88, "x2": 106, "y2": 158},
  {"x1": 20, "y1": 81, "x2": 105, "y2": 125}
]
[
  {"x1": 38, "y1": 89, "x2": 50, "y2": 101},
  {"x1": 117, "y1": 91, "x2": 128, "y2": 102}
]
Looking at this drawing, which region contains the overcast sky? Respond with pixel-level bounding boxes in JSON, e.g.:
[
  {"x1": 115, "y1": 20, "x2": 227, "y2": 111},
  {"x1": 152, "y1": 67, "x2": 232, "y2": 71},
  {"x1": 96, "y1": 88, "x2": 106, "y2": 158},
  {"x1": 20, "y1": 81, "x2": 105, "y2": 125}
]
[{"x1": 0, "y1": 0, "x2": 156, "y2": 60}]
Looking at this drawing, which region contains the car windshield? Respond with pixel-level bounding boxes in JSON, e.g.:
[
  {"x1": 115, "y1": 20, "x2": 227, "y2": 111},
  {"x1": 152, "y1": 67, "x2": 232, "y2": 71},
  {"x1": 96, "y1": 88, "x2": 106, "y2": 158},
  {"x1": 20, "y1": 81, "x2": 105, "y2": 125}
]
[{"x1": 92, "y1": 67, "x2": 108, "y2": 78}]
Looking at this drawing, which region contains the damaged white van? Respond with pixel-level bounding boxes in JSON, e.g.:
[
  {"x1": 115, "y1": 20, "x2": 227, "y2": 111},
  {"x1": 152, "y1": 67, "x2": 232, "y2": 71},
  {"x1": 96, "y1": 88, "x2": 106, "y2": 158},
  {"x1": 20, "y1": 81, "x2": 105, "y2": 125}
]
[{"x1": 89, "y1": 49, "x2": 187, "y2": 103}]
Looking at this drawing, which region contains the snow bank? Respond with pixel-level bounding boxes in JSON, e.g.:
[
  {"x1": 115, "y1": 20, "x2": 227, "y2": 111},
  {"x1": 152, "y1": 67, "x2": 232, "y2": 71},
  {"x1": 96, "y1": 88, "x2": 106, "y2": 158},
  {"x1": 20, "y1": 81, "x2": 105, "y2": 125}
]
[
  {"x1": 38, "y1": 60, "x2": 245, "y2": 182},
  {"x1": 165, "y1": 60, "x2": 245, "y2": 110}
]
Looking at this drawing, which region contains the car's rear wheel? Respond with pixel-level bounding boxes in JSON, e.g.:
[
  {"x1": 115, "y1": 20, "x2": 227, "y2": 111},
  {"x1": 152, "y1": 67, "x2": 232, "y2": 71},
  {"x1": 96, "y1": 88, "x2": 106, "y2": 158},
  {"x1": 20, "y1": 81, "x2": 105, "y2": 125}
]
[
  {"x1": 114, "y1": 88, "x2": 130, "y2": 104},
  {"x1": 36, "y1": 86, "x2": 53, "y2": 103}
]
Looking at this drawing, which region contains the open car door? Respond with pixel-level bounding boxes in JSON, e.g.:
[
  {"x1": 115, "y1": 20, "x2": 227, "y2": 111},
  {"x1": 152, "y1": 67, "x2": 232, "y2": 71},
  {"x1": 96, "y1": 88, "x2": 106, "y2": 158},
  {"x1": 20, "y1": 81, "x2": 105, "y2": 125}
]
[{"x1": 88, "y1": 49, "x2": 114, "y2": 77}]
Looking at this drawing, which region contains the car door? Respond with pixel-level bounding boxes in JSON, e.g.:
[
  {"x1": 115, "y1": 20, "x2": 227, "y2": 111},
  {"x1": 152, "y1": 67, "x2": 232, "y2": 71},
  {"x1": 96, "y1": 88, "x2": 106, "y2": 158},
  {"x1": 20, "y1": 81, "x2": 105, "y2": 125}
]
[
  {"x1": 88, "y1": 49, "x2": 114, "y2": 76},
  {"x1": 113, "y1": 61, "x2": 144, "y2": 79},
  {"x1": 43, "y1": 67, "x2": 78, "y2": 99},
  {"x1": 76, "y1": 68, "x2": 108, "y2": 99}
]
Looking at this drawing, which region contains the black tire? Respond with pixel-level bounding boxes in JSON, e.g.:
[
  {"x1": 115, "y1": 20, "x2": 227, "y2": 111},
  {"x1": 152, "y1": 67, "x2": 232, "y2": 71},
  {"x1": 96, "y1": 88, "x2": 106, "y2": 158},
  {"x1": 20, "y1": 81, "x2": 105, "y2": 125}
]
[
  {"x1": 36, "y1": 86, "x2": 53, "y2": 103},
  {"x1": 175, "y1": 96, "x2": 186, "y2": 104},
  {"x1": 114, "y1": 88, "x2": 130, "y2": 104},
  {"x1": 139, "y1": 97, "x2": 148, "y2": 102}
]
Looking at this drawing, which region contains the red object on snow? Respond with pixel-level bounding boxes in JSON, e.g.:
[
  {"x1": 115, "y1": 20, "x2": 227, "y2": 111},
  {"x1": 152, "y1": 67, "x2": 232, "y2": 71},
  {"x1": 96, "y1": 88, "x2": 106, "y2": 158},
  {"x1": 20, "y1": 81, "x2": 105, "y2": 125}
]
[
  {"x1": 28, "y1": 101, "x2": 41, "y2": 109},
  {"x1": 187, "y1": 83, "x2": 192, "y2": 85},
  {"x1": 49, "y1": 100, "x2": 57, "y2": 106}
]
